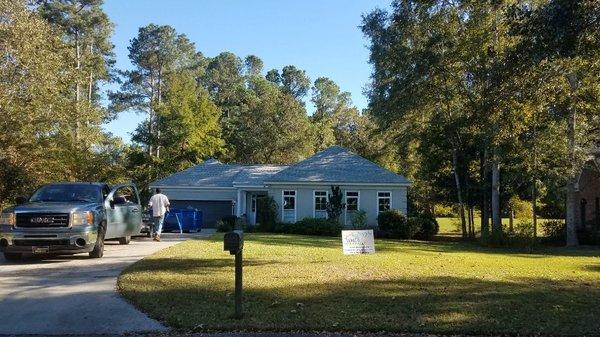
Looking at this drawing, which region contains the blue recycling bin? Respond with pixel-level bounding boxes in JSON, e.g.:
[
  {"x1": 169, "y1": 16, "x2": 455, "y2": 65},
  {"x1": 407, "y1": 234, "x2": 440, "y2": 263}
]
[
  {"x1": 162, "y1": 210, "x2": 183, "y2": 233},
  {"x1": 161, "y1": 208, "x2": 203, "y2": 233}
]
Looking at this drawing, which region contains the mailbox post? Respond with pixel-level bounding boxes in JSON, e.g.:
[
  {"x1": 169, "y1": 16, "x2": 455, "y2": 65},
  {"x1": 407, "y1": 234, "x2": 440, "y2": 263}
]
[{"x1": 224, "y1": 230, "x2": 243, "y2": 318}]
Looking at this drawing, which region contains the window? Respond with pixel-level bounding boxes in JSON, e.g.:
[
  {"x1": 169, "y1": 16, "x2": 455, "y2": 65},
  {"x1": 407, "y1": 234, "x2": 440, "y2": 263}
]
[
  {"x1": 346, "y1": 191, "x2": 359, "y2": 211},
  {"x1": 314, "y1": 191, "x2": 328, "y2": 218},
  {"x1": 377, "y1": 191, "x2": 391, "y2": 213},
  {"x1": 344, "y1": 191, "x2": 360, "y2": 226},
  {"x1": 282, "y1": 190, "x2": 296, "y2": 223}
]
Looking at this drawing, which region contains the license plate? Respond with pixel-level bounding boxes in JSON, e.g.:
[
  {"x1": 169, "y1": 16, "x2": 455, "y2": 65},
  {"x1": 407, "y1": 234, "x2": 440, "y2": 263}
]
[{"x1": 32, "y1": 246, "x2": 49, "y2": 254}]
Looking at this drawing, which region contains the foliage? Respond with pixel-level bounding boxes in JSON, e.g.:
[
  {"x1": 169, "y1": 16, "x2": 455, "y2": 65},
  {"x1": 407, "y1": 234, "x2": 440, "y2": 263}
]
[
  {"x1": 361, "y1": 0, "x2": 600, "y2": 246},
  {"x1": 507, "y1": 196, "x2": 533, "y2": 219},
  {"x1": 276, "y1": 218, "x2": 342, "y2": 237},
  {"x1": 504, "y1": 222, "x2": 537, "y2": 248},
  {"x1": 412, "y1": 216, "x2": 440, "y2": 241},
  {"x1": 256, "y1": 196, "x2": 278, "y2": 232},
  {"x1": 0, "y1": 0, "x2": 120, "y2": 207},
  {"x1": 119, "y1": 234, "x2": 600, "y2": 335},
  {"x1": 216, "y1": 215, "x2": 239, "y2": 232},
  {"x1": 377, "y1": 210, "x2": 418, "y2": 239},
  {"x1": 227, "y1": 76, "x2": 313, "y2": 164},
  {"x1": 325, "y1": 186, "x2": 345, "y2": 223},
  {"x1": 350, "y1": 210, "x2": 368, "y2": 229},
  {"x1": 541, "y1": 220, "x2": 566, "y2": 245}
]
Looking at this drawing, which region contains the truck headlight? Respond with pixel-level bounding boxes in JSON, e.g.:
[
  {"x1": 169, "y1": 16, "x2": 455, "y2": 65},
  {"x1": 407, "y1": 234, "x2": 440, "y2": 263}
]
[
  {"x1": 71, "y1": 211, "x2": 94, "y2": 226},
  {"x1": 0, "y1": 212, "x2": 15, "y2": 226}
]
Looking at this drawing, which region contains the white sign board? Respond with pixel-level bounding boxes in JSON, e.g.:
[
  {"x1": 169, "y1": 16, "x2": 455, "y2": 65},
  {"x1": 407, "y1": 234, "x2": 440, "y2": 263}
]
[{"x1": 342, "y1": 229, "x2": 375, "y2": 255}]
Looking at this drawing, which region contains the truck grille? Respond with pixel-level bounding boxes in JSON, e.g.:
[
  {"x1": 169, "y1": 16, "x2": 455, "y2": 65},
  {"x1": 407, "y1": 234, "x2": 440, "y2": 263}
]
[
  {"x1": 13, "y1": 239, "x2": 70, "y2": 246},
  {"x1": 16, "y1": 213, "x2": 70, "y2": 228}
]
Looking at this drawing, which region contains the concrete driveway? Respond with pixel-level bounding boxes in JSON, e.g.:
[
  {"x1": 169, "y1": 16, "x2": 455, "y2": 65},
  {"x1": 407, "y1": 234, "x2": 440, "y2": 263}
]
[{"x1": 0, "y1": 232, "x2": 212, "y2": 335}]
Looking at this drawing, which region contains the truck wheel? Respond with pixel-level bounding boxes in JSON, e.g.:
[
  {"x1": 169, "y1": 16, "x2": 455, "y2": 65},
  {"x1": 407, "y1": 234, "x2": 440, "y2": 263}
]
[
  {"x1": 3, "y1": 252, "x2": 22, "y2": 261},
  {"x1": 89, "y1": 223, "x2": 106, "y2": 258},
  {"x1": 118, "y1": 236, "x2": 131, "y2": 245}
]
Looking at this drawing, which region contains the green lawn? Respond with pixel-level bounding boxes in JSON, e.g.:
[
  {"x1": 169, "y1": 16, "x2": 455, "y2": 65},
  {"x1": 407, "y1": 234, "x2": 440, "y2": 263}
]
[
  {"x1": 118, "y1": 234, "x2": 600, "y2": 335},
  {"x1": 436, "y1": 217, "x2": 556, "y2": 237}
]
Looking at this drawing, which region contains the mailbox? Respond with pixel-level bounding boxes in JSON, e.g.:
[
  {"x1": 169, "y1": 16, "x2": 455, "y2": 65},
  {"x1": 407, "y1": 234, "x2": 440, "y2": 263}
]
[{"x1": 224, "y1": 231, "x2": 243, "y2": 254}]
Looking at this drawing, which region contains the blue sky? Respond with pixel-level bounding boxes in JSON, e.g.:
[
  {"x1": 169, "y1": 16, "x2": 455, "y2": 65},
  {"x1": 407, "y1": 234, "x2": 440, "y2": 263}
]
[{"x1": 102, "y1": 0, "x2": 390, "y2": 142}]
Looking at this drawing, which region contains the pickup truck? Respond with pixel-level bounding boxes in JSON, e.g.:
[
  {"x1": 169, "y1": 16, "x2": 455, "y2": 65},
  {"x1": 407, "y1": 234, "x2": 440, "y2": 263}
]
[{"x1": 0, "y1": 182, "x2": 143, "y2": 261}]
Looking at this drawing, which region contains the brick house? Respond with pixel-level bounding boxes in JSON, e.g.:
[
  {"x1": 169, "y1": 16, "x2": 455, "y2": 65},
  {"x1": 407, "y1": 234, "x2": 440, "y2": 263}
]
[{"x1": 575, "y1": 148, "x2": 600, "y2": 229}]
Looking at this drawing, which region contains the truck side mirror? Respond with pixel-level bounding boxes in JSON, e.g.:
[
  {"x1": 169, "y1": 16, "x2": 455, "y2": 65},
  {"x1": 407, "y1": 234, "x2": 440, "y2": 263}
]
[
  {"x1": 15, "y1": 196, "x2": 27, "y2": 205},
  {"x1": 224, "y1": 231, "x2": 244, "y2": 255}
]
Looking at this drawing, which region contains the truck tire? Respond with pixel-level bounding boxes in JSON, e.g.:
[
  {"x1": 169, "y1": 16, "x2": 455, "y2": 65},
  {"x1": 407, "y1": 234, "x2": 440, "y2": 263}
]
[
  {"x1": 89, "y1": 223, "x2": 106, "y2": 258},
  {"x1": 3, "y1": 252, "x2": 22, "y2": 261},
  {"x1": 118, "y1": 236, "x2": 131, "y2": 245}
]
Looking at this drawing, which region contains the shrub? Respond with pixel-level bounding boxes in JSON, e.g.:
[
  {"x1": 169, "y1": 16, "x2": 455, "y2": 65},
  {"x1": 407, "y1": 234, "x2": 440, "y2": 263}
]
[
  {"x1": 504, "y1": 221, "x2": 537, "y2": 247},
  {"x1": 577, "y1": 224, "x2": 600, "y2": 245},
  {"x1": 217, "y1": 215, "x2": 240, "y2": 232},
  {"x1": 434, "y1": 204, "x2": 457, "y2": 218},
  {"x1": 507, "y1": 196, "x2": 533, "y2": 219},
  {"x1": 277, "y1": 218, "x2": 342, "y2": 237},
  {"x1": 541, "y1": 219, "x2": 566, "y2": 245},
  {"x1": 412, "y1": 216, "x2": 439, "y2": 240},
  {"x1": 377, "y1": 210, "x2": 418, "y2": 239},
  {"x1": 326, "y1": 186, "x2": 345, "y2": 223},
  {"x1": 256, "y1": 196, "x2": 278, "y2": 232},
  {"x1": 350, "y1": 210, "x2": 368, "y2": 229}
]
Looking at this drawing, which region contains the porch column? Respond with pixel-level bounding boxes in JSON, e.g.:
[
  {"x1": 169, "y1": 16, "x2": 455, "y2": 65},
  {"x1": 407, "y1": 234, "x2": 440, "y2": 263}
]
[{"x1": 236, "y1": 190, "x2": 243, "y2": 217}]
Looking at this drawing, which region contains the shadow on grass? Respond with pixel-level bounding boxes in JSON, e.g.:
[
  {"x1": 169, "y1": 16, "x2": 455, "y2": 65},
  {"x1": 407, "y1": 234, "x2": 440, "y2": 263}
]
[
  {"x1": 119, "y1": 269, "x2": 600, "y2": 336},
  {"x1": 127, "y1": 257, "x2": 288, "y2": 275}
]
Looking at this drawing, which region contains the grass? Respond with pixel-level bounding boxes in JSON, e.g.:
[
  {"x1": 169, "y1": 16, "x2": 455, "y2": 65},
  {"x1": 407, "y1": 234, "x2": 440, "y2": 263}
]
[
  {"x1": 436, "y1": 217, "x2": 557, "y2": 237},
  {"x1": 118, "y1": 234, "x2": 600, "y2": 335}
]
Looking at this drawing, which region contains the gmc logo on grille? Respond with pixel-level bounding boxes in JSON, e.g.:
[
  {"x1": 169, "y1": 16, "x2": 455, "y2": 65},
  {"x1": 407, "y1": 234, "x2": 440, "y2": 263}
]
[{"x1": 30, "y1": 217, "x2": 53, "y2": 224}]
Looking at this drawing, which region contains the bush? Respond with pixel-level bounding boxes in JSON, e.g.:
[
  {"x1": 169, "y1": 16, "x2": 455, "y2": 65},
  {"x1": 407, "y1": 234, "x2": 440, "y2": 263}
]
[
  {"x1": 216, "y1": 215, "x2": 239, "y2": 232},
  {"x1": 577, "y1": 225, "x2": 600, "y2": 245},
  {"x1": 256, "y1": 196, "x2": 278, "y2": 232},
  {"x1": 277, "y1": 218, "x2": 342, "y2": 237},
  {"x1": 504, "y1": 221, "x2": 537, "y2": 247},
  {"x1": 541, "y1": 219, "x2": 566, "y2": 245},
  {"x1": 377, "y1": 210, "x2": 419, "y2": 239},
  {"x1": 350, "y1": 210, "x2": 368, "y2": 229},
  {"x1": 412, "y1": 216, "x2": 439, "y2": 240}
]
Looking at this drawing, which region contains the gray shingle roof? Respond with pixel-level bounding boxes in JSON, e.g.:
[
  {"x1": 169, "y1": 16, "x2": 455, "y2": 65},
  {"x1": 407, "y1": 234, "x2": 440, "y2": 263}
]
[
  {"x1": 232, "y1": 165, "x2": 288, "y2": 186},
  {"x1": 150, "y1": 146, "x2": 408, "y2": 188},
  {"x1": 266, "y1": 146, "x2": 409, "y2": 185},
  {"x1": 150, "y1": 160, "x2": 287, "y2": 188}
]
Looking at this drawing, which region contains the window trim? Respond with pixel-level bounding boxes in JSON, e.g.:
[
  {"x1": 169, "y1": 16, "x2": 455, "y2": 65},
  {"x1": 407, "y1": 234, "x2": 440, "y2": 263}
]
[
  {"x1": 313, "y1": 190, "x2": 329, "y2": 218},
  {"x1": 281, "y1": 190, "x2": 297, "y2": 223},
  {"x1": 377, "y1": 191, "x2": 392, "y2": 214},
  {"x1": 344, "y1": 190, "x2": 360, "y2": 226}
]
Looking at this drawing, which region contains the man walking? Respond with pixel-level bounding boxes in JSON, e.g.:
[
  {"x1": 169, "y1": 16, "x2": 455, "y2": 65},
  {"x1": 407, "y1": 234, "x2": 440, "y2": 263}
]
[{"x1": 148, "y1": 188, "x2": 170, "y2": 241}]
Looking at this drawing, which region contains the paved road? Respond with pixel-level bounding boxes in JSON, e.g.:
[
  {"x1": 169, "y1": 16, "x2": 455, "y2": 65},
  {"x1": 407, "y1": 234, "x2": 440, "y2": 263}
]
[{"x1": 0, "y1": 232, "x2": 211, "y2": 335}]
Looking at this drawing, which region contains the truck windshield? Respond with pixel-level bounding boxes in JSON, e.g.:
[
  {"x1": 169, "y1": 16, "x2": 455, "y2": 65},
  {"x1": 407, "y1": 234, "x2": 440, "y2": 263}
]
[{"x1": 29, "y1": 184, "x2": 102, "y2": 203}]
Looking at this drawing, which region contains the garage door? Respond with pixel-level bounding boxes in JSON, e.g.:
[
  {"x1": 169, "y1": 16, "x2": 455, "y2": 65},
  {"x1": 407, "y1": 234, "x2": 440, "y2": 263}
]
[{"x1": 169, "y1": 200, "x2": 232, "y2": 228}]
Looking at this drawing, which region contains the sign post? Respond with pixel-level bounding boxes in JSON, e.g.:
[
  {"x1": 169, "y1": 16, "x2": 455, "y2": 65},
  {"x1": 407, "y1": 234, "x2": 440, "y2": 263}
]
[{"x1": 224, "y1": 230, "x2": 244, "y2": 319}]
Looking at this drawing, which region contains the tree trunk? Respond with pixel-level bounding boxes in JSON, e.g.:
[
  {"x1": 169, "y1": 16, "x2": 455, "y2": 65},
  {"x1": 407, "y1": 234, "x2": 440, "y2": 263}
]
[
  {"x1": 532, "y1": 118, "x2": 538, "y2": 239},
  {"x1": 481, "y1": 149, "x2": 490, "y2": 242},
  {"x1": 509, "y1": 209, "x2": 514, "y2": 233},
  {"x1": 491, "y1": 149, "x2": 502, "y2": 243},
  {"x1": 75, "y1": 30, "x2": 81, "y2": 143},
  {"x1": 452, "y1": 148, "x2": 468, "y2": 238},
  {"x1": 156, "y1": 68, "x2": 162, "y2": 159},
  {"x1": 565, "y1": 73, "x2": 579, "y2": 247}
]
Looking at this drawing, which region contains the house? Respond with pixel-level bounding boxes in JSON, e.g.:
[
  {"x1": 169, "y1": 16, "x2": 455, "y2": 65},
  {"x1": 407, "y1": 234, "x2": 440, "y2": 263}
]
[
  {"x1": 575, "y1": 148, "x2": 600, "y2": 229},
  {"x1": 149, "y1": 146, "x2": 410, "y2": 228}
]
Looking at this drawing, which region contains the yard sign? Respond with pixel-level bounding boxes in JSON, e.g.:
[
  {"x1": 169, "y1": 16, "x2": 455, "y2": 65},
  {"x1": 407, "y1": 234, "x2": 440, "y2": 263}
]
[{"x1": 342, "y1": 229, "x2": 375, "y2": 254}]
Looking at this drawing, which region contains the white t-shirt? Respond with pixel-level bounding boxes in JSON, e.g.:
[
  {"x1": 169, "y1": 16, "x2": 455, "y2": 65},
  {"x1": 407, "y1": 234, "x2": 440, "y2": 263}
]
[{"x1": 149, "y1": 193, "x2": 170, "y2": 217}]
